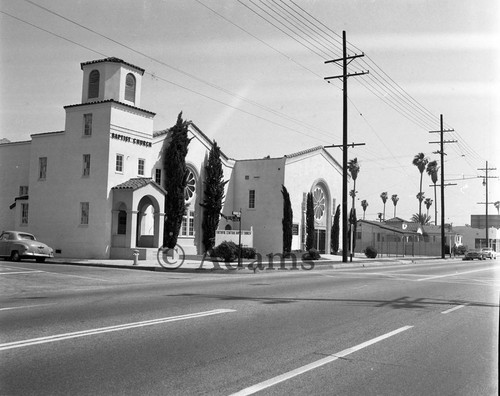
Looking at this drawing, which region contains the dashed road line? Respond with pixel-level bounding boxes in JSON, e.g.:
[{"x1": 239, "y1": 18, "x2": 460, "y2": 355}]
[
  {"x1": 230, "y1": 325, "x2": 413, "y2": 396},
  {"x1": 416, "y1": 268, "x2": 495, "y2": 282},
  {"x1": 0, "y1": 270, "x2": 44, "y2": 275},
  {"x1": 441, "y1": 304, "x2": 468, "y2": 314},
  {"x1": 0, "y1": 303, "x2": 54, "y2": 312}
]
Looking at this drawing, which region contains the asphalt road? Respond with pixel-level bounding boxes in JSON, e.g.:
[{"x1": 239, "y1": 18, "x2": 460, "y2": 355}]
[{"x1": 1, "y1": 258, "x2": 498, "y2": 395}]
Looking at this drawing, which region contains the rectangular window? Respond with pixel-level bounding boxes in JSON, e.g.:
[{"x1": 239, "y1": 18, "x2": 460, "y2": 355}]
[
  {"x1": 155, "y1": 169, "x2": 161, "y2": 185},
  {"x1": 83, "y1": 114, "x2": 92, "y2": 136},
  {"x1": 138, "y1": 158, "x2": 145, "y2": 176},
  {"x1": 80, "y1": 202, "x2": 89, "y2": 225},
  {"x1": 21, "y1": 203, "x2": 29, "y2": 225},
  {"x1": 83, "y1": 154, "x2": 91, "y2": 177},
  {"x1": 19, "y1": 186, "x2": 29, "y2": 196},
  {"x1": 249, "y1": 190, "x2": 255, "y2": 209},
  {"x1": 39, "y1": 157, "x2": 47, "y2": 180},
  {"x1": 188, "y1": 211, "x2": 195, "y2": 236},
  {"x1": 116, "y1": 154, "x2": 123, "y2": 173},
  {"x1": 180, "y1": 210, "x2": 195, "y2": 237}
]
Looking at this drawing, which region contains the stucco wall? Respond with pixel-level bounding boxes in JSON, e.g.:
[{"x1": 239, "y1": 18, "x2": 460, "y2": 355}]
[
  {"x1": 284, "y1": 150, "x2": 343, "y2": 253},
  {"x1": 226, "y1": 158, "x2": 286, "y2": 255}
]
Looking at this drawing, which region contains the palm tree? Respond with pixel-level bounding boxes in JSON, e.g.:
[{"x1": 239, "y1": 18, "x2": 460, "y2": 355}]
[
  {"x1": 380, "y1": 192, "x2": 388, "y2": 221},
  {"x1": 494, "y1": 201, "x2": 500, "y2": 215},
  {"x1": 411, "y1": 213, "x2": 431, "y2": 225},
  {"x1": 347, "y1": 158, "x2": 360, "y2": 209},
  {"x1": 424, "y1": 198, "x2": 433, "y2": 218},
  {"x1": 416, "y1": 192, "x2": 425, "y2": 212},
  {"x1": 391, "y1": 194, "x2": 399, "y2": 218},
  {"x1": 426, "y1": 160, "x2": 439, "y2": 225},
  {"x1": 361, "y1": 199, "x2": 368, "y2": 220},
  {"x1": 412, "y1": 153, "x2": 429, "y2": 218}
]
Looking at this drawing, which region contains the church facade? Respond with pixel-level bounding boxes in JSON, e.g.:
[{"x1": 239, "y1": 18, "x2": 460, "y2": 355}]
[{"x1": 0, "y1": 57, "x2": 343, "y2": 259}]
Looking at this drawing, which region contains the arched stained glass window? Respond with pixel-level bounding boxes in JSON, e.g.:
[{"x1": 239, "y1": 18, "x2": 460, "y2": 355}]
[
  {"x1": 125, "y1": 73, "x2": 136, "y2": 103},
  {"x1": 88, "y1": 70, "x2": 100, "y2": 99}
]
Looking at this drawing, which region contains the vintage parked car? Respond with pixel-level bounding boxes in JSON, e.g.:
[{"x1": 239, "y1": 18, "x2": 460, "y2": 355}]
[
  {"x1": 462, "y1": 249, "x2": 486, "y2": 261},
  {"x1": 480, "y1": 248, "x2": 497, "y2": 259},
  {"x1": 0, "y1": 231, "x2": 54, "y2": 262}
]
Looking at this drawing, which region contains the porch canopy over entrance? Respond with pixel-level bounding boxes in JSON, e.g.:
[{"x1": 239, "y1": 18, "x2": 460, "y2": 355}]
[{"x1": 111, "y1": 178, "x2": 165, "y2": 258}]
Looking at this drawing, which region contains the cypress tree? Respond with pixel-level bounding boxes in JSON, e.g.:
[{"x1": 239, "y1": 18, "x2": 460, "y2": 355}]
[
  {"x1": 281, "y1": 185, "x2": 293, "y2": 255},
  {"x1": 200, "y1": 141, "x2": 227, "y2": 253},
  {"x1": 163, "y1": 112, "x2": 190, "y2": 248},
  {"x1": 331, "y1": 204, "x2": 340, "y2": 253},
  {"x1": 306, "y1": 192, "x2": 315, "y2": 251}
]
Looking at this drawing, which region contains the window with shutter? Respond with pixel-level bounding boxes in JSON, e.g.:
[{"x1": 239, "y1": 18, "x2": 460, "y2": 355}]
[{"x1": 88, "y1": 70, "x2": 100, "y2": 99}]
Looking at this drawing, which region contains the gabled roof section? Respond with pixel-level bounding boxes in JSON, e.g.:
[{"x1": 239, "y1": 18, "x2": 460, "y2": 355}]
[
  {"x1": 285, "y1": 145, "x2": 323, "y2": 158},
  {"x1": 112, "y1": 178, "x2": 166, "y2": 194},
  {"x1": 153, "y1": 121, "x2": 233, "y2": 164},
  {"x1": 284, "y1": 145, "x2": 342, "y2": 171},
  {"x1": 80, "y1": 57, "x2": 145, "y2": 75}
]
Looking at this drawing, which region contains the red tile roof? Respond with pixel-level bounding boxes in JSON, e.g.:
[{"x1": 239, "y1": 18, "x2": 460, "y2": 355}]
[
  {"x1": 112, "y1": 178, "x2": 166, "y2": 194},
  {"x1": 80, "y1": 57, "x2": 145, "y2": 74}
]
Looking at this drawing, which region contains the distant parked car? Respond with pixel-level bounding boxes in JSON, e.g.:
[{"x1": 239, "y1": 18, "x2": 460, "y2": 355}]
[
  {"x1": 480, "y1": 248, "x2": 497, "y2": 259},
  {"x1": 0, "y1": 231, "x2": 54, "y2": 262},
  {"x1": 463, "y1": 250, "x2": 486, "y2": 261}
]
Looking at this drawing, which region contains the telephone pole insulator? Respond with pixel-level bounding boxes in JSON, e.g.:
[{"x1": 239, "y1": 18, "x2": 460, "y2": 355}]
[{"x1": 429, "y1": 115, "x2": 456, "y2": 259}]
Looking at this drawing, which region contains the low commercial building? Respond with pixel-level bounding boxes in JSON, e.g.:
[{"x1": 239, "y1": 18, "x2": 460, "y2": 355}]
[{"x1": 355, "y1": 218, "x2": 460, "y2": 257}]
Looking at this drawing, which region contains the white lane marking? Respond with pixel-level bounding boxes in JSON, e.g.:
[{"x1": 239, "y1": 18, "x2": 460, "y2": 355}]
[
  {"x1": 0, "y1": 265, "x2": 110, "y2": 282},
  {"x1": 0, "y1": 303, "x2": 54, "y2": 311},
  {"x1": 0, "y1": 309, "x2": 236, "y2": 351},
  {"x1": 441, "y1": 304, "x2": 467, "y2": 314},
  {"x1": 416, "y1": 268, "x2": 494, "y2": 281},
  {"x1": 230, "y1": 325, "x2": 413, "y2": 396},
  {"x1": 0, "y1": 270, "x2": 44, "y2": 275},
  {"x1": 40, "y1": 272, "x2": 113, "y2": 282}
]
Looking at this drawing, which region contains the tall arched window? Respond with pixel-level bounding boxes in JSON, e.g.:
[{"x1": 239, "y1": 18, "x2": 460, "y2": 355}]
[
  {"x1": 313, "y1": 186, "x2": 326, "y2": 220},
  {"x1": 125, "y1": 73, "x2": 136, "y2": 103},
  {"x1": 88, "y1": 70, "x2": 100, "y2": 99},
  {"x1": 184, "y1": 169, "x2": 196, "y2": 202}
]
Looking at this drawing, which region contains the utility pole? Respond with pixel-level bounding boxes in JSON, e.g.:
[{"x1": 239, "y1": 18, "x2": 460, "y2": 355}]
[
  {"x1": 429, "y1": 114, "x2": 457, "y2": 259},
  {"x1": 324, "y1": 31, "x2": 368, "y2": 263},
  {"x1": 477, "y1": 162, "x2": 497, "y2": 248}
]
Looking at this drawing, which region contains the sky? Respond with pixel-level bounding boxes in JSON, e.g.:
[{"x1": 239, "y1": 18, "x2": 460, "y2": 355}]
[{"x1": 1, "y1": 0, "x2": 499, "y2": 226}]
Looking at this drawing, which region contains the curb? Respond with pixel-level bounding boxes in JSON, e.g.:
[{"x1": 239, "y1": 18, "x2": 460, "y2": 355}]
[{"x1": 45, "y1": 256, "x2": 443, "y2": 274}]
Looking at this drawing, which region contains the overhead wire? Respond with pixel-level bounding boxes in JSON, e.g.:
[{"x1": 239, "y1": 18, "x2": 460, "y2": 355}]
[
  {"x1": 251, "y1": 0, "x2": 487, "y2": 174},
  {"x1": 286, "y1": 0, "x2": 486, "y2": 169},
  {"x1": 0, "y1": 9, "x2": 334, "y2": 145},
  {"x1": 19, "y1": 0, "x2": 340, "y2": 143}
]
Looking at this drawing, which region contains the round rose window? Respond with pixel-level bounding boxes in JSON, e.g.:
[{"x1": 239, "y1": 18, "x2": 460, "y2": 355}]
[
  {"x1": 184, "y1": 170, "x2": 196, "y2": 201},
  {"x1": 313, "y1": 187, "x2": 325, "y2": 220}
]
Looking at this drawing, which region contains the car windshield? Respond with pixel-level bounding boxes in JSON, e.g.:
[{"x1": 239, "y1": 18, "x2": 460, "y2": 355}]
[{"x1": 18, "y1": 233, "x2": 35, "y2": 240}]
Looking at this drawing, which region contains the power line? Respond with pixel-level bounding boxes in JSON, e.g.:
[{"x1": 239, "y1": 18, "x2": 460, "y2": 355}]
[
  {"x1": 265, "y1": 0, "x2": 486, "y2": 167},
  {"x1": 0, "y1": 9, "x2": 333, "y2": 145}
]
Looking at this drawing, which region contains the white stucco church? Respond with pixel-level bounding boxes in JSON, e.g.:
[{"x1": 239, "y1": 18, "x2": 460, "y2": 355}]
[{"x1": 0, "y1": 57, "x2": 343, "y2": 259}]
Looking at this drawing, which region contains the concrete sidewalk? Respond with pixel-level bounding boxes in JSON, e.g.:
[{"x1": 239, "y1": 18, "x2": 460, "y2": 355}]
[{"x1": 46, "y1": 252, "x2": 443, "y2": 274}]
